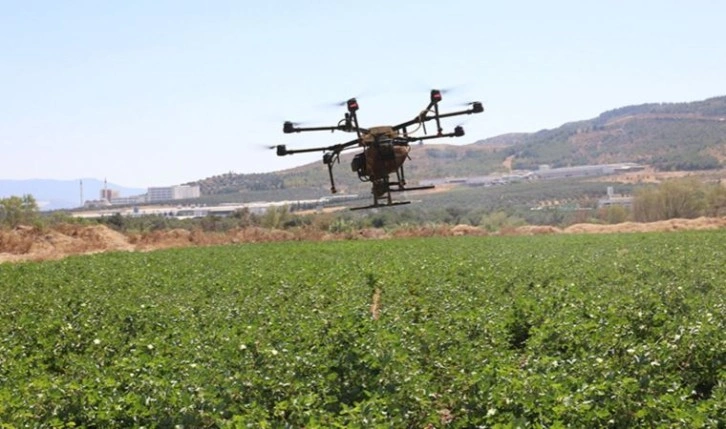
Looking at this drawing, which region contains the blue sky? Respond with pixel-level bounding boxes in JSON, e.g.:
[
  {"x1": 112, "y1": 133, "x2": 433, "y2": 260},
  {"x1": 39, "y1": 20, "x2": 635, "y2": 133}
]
[{"x1": 1, "y1": 0, "x2": 725, "y2": 189}]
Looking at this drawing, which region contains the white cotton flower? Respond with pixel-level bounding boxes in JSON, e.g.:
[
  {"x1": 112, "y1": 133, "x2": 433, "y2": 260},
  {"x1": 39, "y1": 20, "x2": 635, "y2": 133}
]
[{"x1": 93, "y1": 339, "x2": 101, "y2": 345}]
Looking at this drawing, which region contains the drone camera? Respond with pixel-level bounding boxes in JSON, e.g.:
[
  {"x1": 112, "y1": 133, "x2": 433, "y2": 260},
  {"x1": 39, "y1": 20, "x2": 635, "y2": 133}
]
[
  {"x1": 283, "y1": 121, "x2": 295, "y2": 134},
  {"x1": 276, "y1": 145, "x2": 288, "y2": 156},
  {"x1": 347, "y1": 98, "x2": 359, "y2": 113},
  {"x1": 430, "y1": 89, "x2": 442, "y2": 103},
  {"x1": 454, "y1": 126, "x2": 465, "y2": 137},
  {"x1": 472, "y1": 102, "x2": 484, "y2": 114}
]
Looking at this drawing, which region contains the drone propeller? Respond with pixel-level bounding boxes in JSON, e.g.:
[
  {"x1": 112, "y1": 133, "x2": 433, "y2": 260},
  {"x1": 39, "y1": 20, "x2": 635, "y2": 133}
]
[
  {"x1": 435, "y1": 86, "x2": 463, "y2": 95},
  {"x1": 319, "y1": 98, "x2": 358, "y2": 110},
  {"x1": 405, "y1": 82, "x2": 467, "y2": 95},
  {"x1": 326, "y1": 99, "x2": 350, "y2": 108},
  {"x1": 319, "y1": 89, "x2": 377, "y2": 108},
  {"x1": 453, "y1": 101, "x2": 484, "y2": 108},
  {"x1": 284, "y1": 120, "x2": 307, "y2": 126}
]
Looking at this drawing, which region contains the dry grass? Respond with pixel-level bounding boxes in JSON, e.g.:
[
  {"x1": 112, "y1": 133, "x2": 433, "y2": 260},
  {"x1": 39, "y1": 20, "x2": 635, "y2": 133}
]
[{"x1": 2, "y1": 217, "x2": 726, "y2": 264}]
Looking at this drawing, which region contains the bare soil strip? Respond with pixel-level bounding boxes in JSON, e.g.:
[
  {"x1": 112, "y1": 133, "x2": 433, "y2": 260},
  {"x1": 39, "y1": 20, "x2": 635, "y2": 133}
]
[
  {"x1": 370, "y1": 288, "x2": 381, "y2": 320},
  {"x1": 2, "y1": 217, "x2": 726, "y2": 263}
]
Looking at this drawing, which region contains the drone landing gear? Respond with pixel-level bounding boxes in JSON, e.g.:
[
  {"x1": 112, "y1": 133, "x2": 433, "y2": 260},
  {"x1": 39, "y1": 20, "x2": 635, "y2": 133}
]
[
  {"x1": 349, "y1": 176, "x2": 436, "y2": 211},
  {"x1": 387, "y1": 163, "x2": 436, "y2": 195},
  {"x1": 389, "y1": 185, "x2": 435, "y2": 193},
  {"x1": 350, "y1": 201, "x2": 411, "y2": 211}
]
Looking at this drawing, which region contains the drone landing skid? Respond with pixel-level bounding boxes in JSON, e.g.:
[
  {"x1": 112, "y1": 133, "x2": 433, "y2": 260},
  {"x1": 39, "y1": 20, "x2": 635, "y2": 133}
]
[
  {"x1": 350, "y1": 201, "x2": 411, "y2": 211},
  {"x1": 349, "y1": 184, "x2": 436, "y2": 211},
  {"x1": 388, "y1": 185, "x2": 435, "y2": 193}
]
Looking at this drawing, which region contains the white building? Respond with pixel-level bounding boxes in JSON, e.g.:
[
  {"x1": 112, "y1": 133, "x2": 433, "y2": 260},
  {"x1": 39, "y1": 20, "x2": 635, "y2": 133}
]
[
  {"x1": 598, "y1": 186, "x2": 633, "y2": 208},
  {"x1": 147, "y1": 185, "x2": 201, "y2": 202}
]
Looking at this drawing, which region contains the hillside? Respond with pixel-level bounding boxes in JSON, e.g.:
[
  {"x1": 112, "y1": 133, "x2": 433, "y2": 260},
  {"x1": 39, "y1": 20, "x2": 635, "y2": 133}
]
[
  {"x1": 187, "y1": 96, "x2": 726, "y2": 197},
  {"x1": 502, "y1": 96, "x2": 726, "y2": 171}
]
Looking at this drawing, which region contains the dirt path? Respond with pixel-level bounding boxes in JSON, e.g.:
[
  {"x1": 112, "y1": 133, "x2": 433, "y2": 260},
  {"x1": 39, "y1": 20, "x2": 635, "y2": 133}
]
[
  {"x1": 370, "y1": 288, "x2": 381, "y2": 320},
  {"x1": 502, "y1": 155, "x2": 514, "y2": 172}
]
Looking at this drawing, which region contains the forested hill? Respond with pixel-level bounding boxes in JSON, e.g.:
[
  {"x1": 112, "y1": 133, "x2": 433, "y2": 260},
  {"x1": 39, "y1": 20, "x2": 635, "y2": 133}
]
[
  {"x1": 188, "y1": 95, "x2": 726, "y2": 196},
  {"x1": 493, "y1": 95, "x2": 726, "y2": 171}
]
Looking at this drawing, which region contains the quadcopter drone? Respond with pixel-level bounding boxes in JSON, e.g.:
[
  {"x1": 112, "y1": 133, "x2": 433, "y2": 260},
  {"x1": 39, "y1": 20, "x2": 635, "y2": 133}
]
[{"x1": 274, "y1": 89, "x2": 484, "y2": 210}]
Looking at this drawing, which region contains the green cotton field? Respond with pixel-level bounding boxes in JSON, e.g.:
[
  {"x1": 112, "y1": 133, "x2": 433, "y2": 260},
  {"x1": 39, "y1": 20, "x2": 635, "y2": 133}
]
[{"x1": 1, "y1": 232, "x2": 724, "y2": 428}]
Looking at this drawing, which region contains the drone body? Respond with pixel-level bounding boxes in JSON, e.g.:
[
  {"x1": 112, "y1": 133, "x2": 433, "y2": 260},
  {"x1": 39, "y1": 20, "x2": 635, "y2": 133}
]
[{"x1": 275, "y1": 90, "x2": 484, "y2": 210}]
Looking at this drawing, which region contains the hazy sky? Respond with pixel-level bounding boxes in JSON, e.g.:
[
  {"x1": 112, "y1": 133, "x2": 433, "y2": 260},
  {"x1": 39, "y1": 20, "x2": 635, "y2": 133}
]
[{"x1": 2, "y1": 0, "x2": 725, "y2": 188}]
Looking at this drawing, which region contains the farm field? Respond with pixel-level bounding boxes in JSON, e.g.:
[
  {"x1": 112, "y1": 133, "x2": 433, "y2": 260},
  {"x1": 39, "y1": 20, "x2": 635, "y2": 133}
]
[{"x1": 0, "y1": 232, "x2": 724, "y2": 427}]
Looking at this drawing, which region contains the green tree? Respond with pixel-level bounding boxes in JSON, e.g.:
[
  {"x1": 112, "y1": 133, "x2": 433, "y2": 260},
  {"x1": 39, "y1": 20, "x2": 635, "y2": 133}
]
[
  {"x1": 705, "y1": 183, "x2": 726, "y2": 216},
  {"x1": 261, "y1": 205, "x2": 291, "y2": 229},
  {"x1": 660, "y1": 177, "x2": 706, "y2": 219},
  {"x1": 480, "y1": 211, "x2": 526, "y2": 232},
  {"x1": 0, "y1": 195, "x2": 39, "y2": 228},
  {"x1": 633, "y1": 178, "x2": 706, "y2": 222},
  {"x1": 599, "y1": 205, "x2": 630, "y2": 224},
  {"x1": 632, "y1": 186, "x2": 663, "y2": 222}
]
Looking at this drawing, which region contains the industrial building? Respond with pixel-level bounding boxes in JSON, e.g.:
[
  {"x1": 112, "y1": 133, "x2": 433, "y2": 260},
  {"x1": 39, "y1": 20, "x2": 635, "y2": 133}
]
[
  {"x1": 533, "y1": 163, "x2": 643, "y2": 180},
  {"x1": 147, "y1": 185, "x2": 201, "y2": 202}
]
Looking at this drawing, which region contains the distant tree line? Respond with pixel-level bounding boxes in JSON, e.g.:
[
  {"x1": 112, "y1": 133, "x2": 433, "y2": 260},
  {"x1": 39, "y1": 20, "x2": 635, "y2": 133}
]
[
  {"x1": 632, "y1": 177, "x2": 726, "y2": 222},
  {"x1": 4, "y1": 176, "x2": 726, "y2": 236},
  {"x1": 650, "y1": 153, "x2": 721, "y2": 171}
]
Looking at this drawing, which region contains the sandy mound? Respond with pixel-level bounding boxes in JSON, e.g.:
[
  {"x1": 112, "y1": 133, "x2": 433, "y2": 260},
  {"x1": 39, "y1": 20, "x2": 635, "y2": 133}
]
[
  {"x1": 357, "y1": 228, "x2": 388, "y2": 239},
  {"x1": 564, "y1": 217, "x2": 726, "y2": 234},
  {"x1": 0, "y1": 224, "x2": 134, "y2": 263},
  {"x1": 391, "y1": 224, "x2": 476, "y2": 238},
  {"x1": 450, "y1": 224, "x2": 487, "y2": 236},
  {"x1": 511, "y1": 225, "x2": 562, "y2": 235},
  {"x1": 131, "y1": 228, "x2": 194, "y2": 251},
  {"x1": 2, "y1": 217, "x2": 725, "y2": 264}
]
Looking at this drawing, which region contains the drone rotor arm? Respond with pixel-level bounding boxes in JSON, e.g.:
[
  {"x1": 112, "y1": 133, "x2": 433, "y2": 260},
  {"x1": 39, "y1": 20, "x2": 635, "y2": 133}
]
[
  {"x1": 433, "y1": 103, "x2": 484, "y2": 120},
  {"x1": 404, "y1": 125, "x2": 466, "y2": 143},
  {"x1": 284, "y1": 122, "x2": 368, "y2": 135},
  {"x1": 393, "y1": 115, "x2": 427, "y2": 132},
  {"x1": 275, "y1": 137, "x2": 361, "y2": 157},
  {"x1": 283, "y1": 123, "x2": 348, "y2": 134},
  {"x1": 334, "y1": 138, "x2": 363, "y2": 152},
  {"x1": 393, "y1": 102, "x2": 484, "y2": 132}
]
